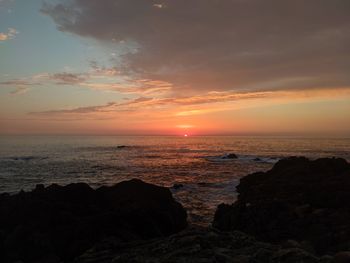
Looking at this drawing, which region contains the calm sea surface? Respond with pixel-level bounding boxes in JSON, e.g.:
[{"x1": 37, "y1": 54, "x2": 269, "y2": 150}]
[{"x1": 0, "y1": 136, "x2": 349, "y2": 225}]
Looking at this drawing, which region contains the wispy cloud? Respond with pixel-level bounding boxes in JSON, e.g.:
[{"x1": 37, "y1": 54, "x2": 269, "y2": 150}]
[
  {"x1": 0, "y1": 28, "x2": 18, "y2": 42},
  {"x1": 0, "y1": 60, "x2": 173, "y2": 96},
  {"x1": 0, "y1": 79, "x2": 39, "y2": 86},
  {"x1": 50, "y1": 72, "x2": 86, "y2": 85},
  {"x1": 0, "y1": 79, "x2": 39, "y2": 96},
  {"x1": 10, "y1": 87, "x2": 29, "y2": 95},
  {"x1": 82, "y1": 78, "x2": 172, "y2": 95},
  {"x1": 30, "y1": 87, "x2": 350, "y2": 119}
]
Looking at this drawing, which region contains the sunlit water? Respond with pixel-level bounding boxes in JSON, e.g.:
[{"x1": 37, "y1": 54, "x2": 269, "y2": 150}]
[{"x1": 0, "y1": 136, "x2": 349, "y2": 225}]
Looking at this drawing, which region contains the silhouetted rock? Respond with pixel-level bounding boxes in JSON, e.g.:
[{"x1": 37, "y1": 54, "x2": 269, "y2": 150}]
[
  {"x1": 116, "y1": 145, "x2": 127, "y2": 149},
  {"x1": 222, "y1": 153, "x2": 238, "y2": 159},
  {"x1": 76, "y1": 228, "x2": 329, "y2": 263},
  {"x1": 213, "y1": 157, "x2": 350, "y2": 255},
  {"x1": 332, "y1": 252, "x2": 350, "y2": 263},
  {"x1": 0, "y1": 179, "x2": 187, "y2": 263},
  {"x1": 172, "y1": 183, "x2": 184, "y2": 190}
]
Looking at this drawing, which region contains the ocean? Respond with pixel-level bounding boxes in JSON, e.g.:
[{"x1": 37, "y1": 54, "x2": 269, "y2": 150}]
[{"x1": 0, "y1": 135, "x2": 349, "y2": 225}]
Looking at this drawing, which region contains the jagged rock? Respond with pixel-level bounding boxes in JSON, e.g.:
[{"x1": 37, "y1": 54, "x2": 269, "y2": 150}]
[
  {"x1": 0, "y1": 179, "x2": 187, "y2": 263},
  {"x1": 116, "y1": 145, "x2": 127, "y2": 149},
  {"x1": 332, "y1": 252, "x2": 350, "y2": 263},
  {"x1": 75, "y1": 228, "x2": 329, "y2": 263},
  {"x1": 172, "y1": 183, "x2": 184, "y2": 190},
  {"x1": 222, "y1": 153, "x2": 238, "y2": 159},
  {"x1": 213, "y1": 157, "x2": 350, "y2": 255}
]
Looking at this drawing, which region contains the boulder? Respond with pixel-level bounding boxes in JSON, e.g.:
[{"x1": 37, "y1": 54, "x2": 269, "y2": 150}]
[
  {"x1": 172, "y1": 183, "x2": 184, "y2": 190},
  {"x1": 222, "y1": 153, "x2": 238, "y2": 159},
  {"x1": 0, "y1": 179, "x2": 187, "y2": 263},
  {"x1": 332, "y1": 252, "x2": 350, "y2": 263},
  {"x1": 76, "y1": 228, "x2": 328, "y2": 263},
  {"x1": 213, "y1": 157, "x2": 350, "y2": 255}
]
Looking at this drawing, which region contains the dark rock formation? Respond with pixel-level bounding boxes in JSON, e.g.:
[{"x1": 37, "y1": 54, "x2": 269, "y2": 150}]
[
  {"x1": 116, "y1": 145, "x2": 127, "y2": 149},
  {"x1": 172, "y1": 183, "x2": 184, "y2": 190},
  {"x1": 213, "y1": 157, "x2": 350, "y2": 255},
  {"x1": 222, "y1": 153, "x2": 238, "y2": 159},
  {"x1": 76, "y1": 228, "x2": 331, "y2": 263},
  {"x1": 332, "y1": 252, "x2": 350, "y2": 263},
  {"x1": 0, "y1": 179, "x2": 187, "y2": 263}
]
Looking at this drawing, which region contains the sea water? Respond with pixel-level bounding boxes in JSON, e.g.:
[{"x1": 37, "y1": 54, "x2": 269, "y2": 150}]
[{"x1": 0, "y1": 135, "x2": 349, "y2": 225}]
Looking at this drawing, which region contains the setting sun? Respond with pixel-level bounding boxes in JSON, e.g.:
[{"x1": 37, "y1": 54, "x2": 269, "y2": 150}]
[{"x1": 0, "y1": 1, "x2": 350, "y2": 261}]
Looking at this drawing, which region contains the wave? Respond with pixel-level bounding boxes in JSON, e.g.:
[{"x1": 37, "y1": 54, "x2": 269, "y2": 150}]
[
  {"x1": 79, "y1": 145, "x2": 141, "y2": 152},
  {"x1": 170, "y1": 180, "x2": 240, "y2": 191},
  {"x1": 2, "y1": 156, "x2": 49, "y2": 162},
  {"x1": 204, "y1": 153, "x2": 280, "y2": 163}
]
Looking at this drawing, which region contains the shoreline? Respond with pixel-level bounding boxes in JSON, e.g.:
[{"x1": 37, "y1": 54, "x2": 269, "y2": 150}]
[{"x1": 1, "y1": 157, "x2": 350, "y2": 262}]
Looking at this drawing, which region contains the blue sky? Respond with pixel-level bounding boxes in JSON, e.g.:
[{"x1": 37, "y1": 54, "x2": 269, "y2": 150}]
[{"x1": 0, "y1": 0, "x2": 127, "y2": 114}]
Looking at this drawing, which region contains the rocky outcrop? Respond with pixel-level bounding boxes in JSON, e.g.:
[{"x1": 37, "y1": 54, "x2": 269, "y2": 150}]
[
  {"x1": 213, "y1": 157, "x2": 350, "y2": 255},
  {"x1": 76, "y1": 228, "x2": 332, "y2": 263},
  {"x1": 0, "y1": 179, "x2": 187, "y2": 263},
  {"x1": 222, "y1": 153, "x2": 238, "y2": 159}
]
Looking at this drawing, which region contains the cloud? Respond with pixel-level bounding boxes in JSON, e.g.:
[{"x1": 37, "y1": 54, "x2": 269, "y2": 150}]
[
  {"x1": 89, "y1": 61, "x2": 120, "y2": 77},
  {"x1": 10, "y1": 87, "x2": 29, "y2": 95},
  {"x1": 81, "y1": 79, "x2": 172, "y2": 95},
  {"x1": 0, "y1": 65, "x2": 173, "y2": 96},
  {"x1": 50, "y1": 72, "x2": 86, "y2": 85},
  {"x1": 29, "y1": 86, "x2": 350, "y2": 120},
  {"x1": 0, "y1": 79, "x2": 35, "y2": 86},
  {"x1": 0, "y1": 28, "x2": 18, "y2": 42},
  {"x1": 41, "y1": 0, "x2": 350, "y2": 94},
  {"x1": 0, "y1": 79, "x2": 40, "y2": 95}
]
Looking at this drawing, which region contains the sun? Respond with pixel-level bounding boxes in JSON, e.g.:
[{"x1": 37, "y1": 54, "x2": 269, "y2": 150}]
[{"x1": 184, "y1": 134, "x2": 188, "y2": 137}]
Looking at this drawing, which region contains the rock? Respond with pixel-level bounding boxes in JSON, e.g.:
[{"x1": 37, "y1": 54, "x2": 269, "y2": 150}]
[
  {"x1": 272, "y1": 248, "x2": 320, "y2": 263},
  {"x1": 172, "y1": 183, "x2": 184, "y2": 190},
  {"x1": 222, "y1": 153, "x2": 238, "y2": 159},
  {"x1": 282, "y1": 239, "x2": 302, "y2": 249},
  {"x1": 116, "y1": 145, "x2": 127, "y2": 149},
  {"x1": 332, "y1": 252, "x2": 350, "y2": 263},
  {"x1": 76, "y1": 228, "x2": 326, "y2": 263},
  {"x1": 33, "y1": 184, "x2": 45, "y2": 192},
  {"x1": 321, "y1": 256, "x2": 334, "y2": 263},
  {"x1": 0, "y1": 179, "x2": 187, "y2": 263},
  {"x1": 213, "y1": 157, "x2": 350, "y2": 255}
]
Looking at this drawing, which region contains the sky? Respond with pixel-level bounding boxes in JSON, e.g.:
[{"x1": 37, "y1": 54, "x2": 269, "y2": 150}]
[{"x1": 0, "y1": 0, "x2": 349, "y2": 136}]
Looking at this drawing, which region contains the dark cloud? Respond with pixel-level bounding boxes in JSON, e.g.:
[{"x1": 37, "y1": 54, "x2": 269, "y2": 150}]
[
  {"x1": 50, "y1": 72, "x2": 86, "y2": 85},
  {"x1": 42, "y1": 0, "x2": 350, "y2": 93}
]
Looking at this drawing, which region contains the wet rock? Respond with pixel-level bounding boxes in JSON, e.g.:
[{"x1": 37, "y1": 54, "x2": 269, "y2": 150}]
[
  {"x1": 213, "y1": 157, "x2": 350, "y2": 255},
  {"x1": 0, "y1": 179, "x2": 187, "y2": 263}
]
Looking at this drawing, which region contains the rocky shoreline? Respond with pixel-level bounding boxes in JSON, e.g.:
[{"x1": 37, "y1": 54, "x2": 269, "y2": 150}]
[
  {"x1": 0, "y1": 179, "x2": 187, "y2": 262},
  {"x1": 213, "y1": 157, "x2": 350, "y2": 256},
  {"x1": 1, "y1": 157, "x2": 350, "y2": 262}
]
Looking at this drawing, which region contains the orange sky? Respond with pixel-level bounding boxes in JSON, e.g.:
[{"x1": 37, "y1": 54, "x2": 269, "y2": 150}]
[{"x1": 1, "y1": 0, "x2": 350, "y2": 136}]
